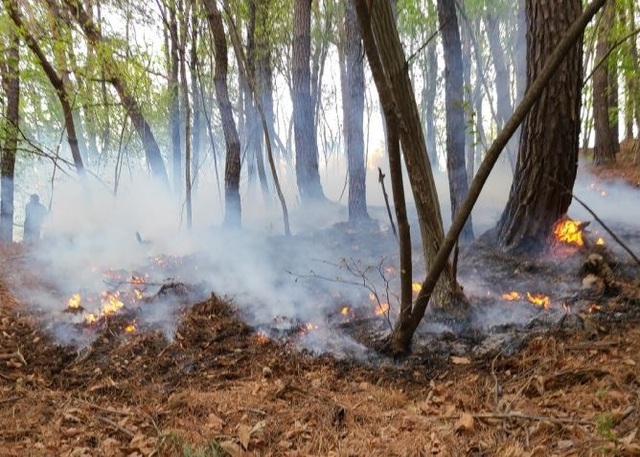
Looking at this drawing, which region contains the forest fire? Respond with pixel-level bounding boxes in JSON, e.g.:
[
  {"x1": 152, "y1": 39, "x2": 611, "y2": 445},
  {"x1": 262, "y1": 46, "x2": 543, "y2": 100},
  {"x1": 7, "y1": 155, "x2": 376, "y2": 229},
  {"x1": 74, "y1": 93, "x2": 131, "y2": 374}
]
[
  {"x1": 101, "y1": 291, "x2": 124, "y2": 315},
  {"x1": 553, "y1": 218, "x2": 585, "y2": 247},
  {"x1": 124, "y1": 323, "x2": 137, "y2": 333},
  {"x1": 526, "y1": 292, "x2": 550, "y2": 309},
  {"x1": 67, "y1": 293, "x2": 82, "y2": 310},
  {"x1": 502, "y1": 291, "x2": 521, "y2": 301}
]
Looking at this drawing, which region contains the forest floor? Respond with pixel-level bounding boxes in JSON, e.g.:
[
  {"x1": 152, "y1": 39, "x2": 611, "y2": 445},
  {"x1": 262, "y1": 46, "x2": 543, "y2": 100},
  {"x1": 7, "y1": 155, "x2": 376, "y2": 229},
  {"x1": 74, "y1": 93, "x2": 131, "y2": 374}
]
[{"x1": 1, "y1": 142, "x2": 640, "y2": 457}]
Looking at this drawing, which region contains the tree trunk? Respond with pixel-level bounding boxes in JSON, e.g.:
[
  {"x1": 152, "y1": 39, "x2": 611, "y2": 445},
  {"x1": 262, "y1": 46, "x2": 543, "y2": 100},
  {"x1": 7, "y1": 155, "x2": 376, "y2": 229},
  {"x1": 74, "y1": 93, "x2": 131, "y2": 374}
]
[
  {"x1": 62, "y1": 0, "x2": 170, "y2": 186},
  {"x1": 353, "y1": 0, "x2": 469, "y2": 355},
  {"x1": 255, "y1": 0, "x2": 278, "y2": 160},
  {"x1": 167, "y1": 0, "x2": 182, "y2": 194},
  {"x1": 292, "y1": 0, "x2": 325, "y2": 202},
  {"x1": 437, "y1": 0, "x2": 473, "y2": 243},
  {"x1": 190, "y1": 12, "x2": 202, "y2": 189},
  {"x1": 339, "y1": 1, "x2": 369, "y2": 222},
  {"x1": 6, "y1": 0, "x2": 86, "y2": 178},
  {"x1": 592, "y1": 1, "x2": 616, "y2": 165},
  {"x1": 202, "y1": 0, "x2": 242, "y2": 228},
  {"x1": 0, "y1": 30, "x2": 19, "y2": 242},
  {"x1": 496, "y1": 0, "x2": 583, "y2": 254}
]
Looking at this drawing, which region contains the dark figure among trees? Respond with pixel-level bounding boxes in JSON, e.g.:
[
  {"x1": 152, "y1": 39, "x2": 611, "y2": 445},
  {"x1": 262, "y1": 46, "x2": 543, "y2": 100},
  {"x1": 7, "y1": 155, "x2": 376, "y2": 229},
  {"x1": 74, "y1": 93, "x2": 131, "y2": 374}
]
[{"x1": 23, "y1": 194, "x2": 48, "y2": 243}]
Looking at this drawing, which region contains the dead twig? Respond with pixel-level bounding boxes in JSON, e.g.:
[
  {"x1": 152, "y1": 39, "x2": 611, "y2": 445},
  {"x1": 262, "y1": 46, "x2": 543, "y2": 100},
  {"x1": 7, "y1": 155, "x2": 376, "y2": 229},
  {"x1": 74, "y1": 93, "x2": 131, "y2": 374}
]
[
  {"x1": 76, "y1": 398, "x2": 132, "y2": 416},
  {"x1": 96, "y1": 415, "x2": 135, "y2": 439},
  {"x1": 0, "y1": 396, "x2": 21, "y2": 405},
  {"x1": 429, "y1": 412, "x2": 593, "y2": 426},
  {"x1": 378, "y1": 168, "x2": 397, "y2": 239}
]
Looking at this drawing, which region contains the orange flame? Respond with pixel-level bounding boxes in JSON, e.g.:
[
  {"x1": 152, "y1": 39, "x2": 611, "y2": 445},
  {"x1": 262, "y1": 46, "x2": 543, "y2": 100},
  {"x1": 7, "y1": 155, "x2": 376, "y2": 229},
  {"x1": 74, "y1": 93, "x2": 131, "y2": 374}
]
[
  {"x1": 124, "y1": 323, "x2": 136, "y2": 333},
  {"x1": 553, "y1": 218, "x2": 584, "y2": 246},
  {"x1": 305, "y1": 322, "x2": 318, "y2": 331},
  {"x1": 375, "y1": 303, "x2": 390, "y2": 315},
  {"x1": 341, "y1": 306, "x2": 350, "y2": 315},
  {"x1": 412, "y1": 282, "x2": 422, "y2": 294},
  {"x1": 101, "y1": 291, "x2": 124, "y2": 315},
  {"x1": 131, "y1": 275, "x2": 146, "y2": 285},
  {"x1": 84, "y1": 313, "x2": 97, "y2": 324},
  {"x1": 67, "y1": 293, "x2": 82, "y2": 309},
  {"x1": 133, "y1": 289, "x2": 144, "y2": 300},
  {"x1": 596, "y1": 237, "x2": 605, "y2": 246},
  {"x1": 502, "y1": 291, "x2": 521, "y2": 301},
  {"x1": 526, "y1": 292, "x2": 550, "y2": 309}
]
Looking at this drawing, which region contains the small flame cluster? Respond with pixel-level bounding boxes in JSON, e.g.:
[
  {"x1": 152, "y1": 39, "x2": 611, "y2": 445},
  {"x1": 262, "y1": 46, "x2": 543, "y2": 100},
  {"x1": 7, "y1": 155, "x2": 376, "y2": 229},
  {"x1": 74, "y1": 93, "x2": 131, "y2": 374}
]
[
  {"x1": 553, "y1": 218, "x2": 584, "y2": 247},
  {"x1": 501, "y1": 290, "x2": 551, "y2": 309},
  {"x1": 66, "y1": 272, "x2": 148, "y2": 333}
]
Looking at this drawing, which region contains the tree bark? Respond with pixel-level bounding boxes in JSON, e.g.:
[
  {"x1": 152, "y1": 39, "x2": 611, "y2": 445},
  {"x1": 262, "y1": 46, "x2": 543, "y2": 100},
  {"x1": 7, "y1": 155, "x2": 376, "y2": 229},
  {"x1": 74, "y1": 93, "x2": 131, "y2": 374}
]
[
  {"x1": 202, "y1": 0, "x2": 242, "y2": 228},
  {"x1": 592, "y1": 1, "x2": 617, "y2": 165},
  {"x1": 167, "y1": 0, "x2": 182, "y2": 194},
  {"x1": 437, "y1": 0, "x2": 473, "y2": 242},
  {"x1": 0, "y1": 30, "x2": 19, "y2": 242},
  {"x1": 292, "y1": 0, "x2": 325, "y2": 202},
  {"x1": 496, "y1": 0, "x2": 583, "y2": 254},
  {"x1": 6, "y1": 0, "x2": 86, "y2": 179},
  {"x1": 62, "y1": 0, "x2": 170, "y2": 186},
  {"x1": 339, "y1": 1, "x2": 369, "y2": 222}
]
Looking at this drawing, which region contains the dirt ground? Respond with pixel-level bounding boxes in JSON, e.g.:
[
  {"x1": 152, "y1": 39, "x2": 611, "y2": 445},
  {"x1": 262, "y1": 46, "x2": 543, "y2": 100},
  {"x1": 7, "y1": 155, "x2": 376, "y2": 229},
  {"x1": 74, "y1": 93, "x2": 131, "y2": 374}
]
[{"x1": 1, "y1": 147, "x2": 640, "y2": 457}]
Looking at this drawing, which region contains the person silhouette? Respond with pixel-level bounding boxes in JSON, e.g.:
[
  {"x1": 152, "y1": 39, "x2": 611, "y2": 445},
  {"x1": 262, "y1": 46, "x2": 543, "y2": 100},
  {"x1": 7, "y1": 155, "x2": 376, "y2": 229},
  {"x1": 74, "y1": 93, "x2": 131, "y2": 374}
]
[{"x1": 24, "y1": 194, "x2": 48, "y2": 243}]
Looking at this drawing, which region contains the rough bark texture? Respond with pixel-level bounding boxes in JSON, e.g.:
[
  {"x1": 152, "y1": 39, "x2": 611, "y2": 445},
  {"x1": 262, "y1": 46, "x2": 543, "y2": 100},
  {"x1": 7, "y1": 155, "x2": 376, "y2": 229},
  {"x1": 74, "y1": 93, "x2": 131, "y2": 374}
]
[
  {"x1": 292, "y1": 0, "x2": 325, "y2": 202},
  {"x1": 339, "y1": 1, "x2": 369, "y2": 222},
  {"x1": 0, "y1": 31, "x2": 19, "y2": 242},
  {"x1": 202, "y1": 0, "x2": 242, "y2": 228},
  {"x1": 592, "y1": 1, "x2": 617, "y2": 165},
  {"x1": 496, "y1": 0, "x2": 583, "y2": 254},
  {"x1": 62, "y1": 0, "x2": 169, "y2": 186},
  {"x1": 437, "y1": 0, "x2": 473, "y2": 242}
]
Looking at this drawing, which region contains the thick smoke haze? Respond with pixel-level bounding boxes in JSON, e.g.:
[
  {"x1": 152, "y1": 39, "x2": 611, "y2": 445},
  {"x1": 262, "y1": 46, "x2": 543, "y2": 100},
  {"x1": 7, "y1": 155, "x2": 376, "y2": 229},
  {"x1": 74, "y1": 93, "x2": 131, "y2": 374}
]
[{"x1": 6, "y1": 144, "x2": 639, "y2": 358}]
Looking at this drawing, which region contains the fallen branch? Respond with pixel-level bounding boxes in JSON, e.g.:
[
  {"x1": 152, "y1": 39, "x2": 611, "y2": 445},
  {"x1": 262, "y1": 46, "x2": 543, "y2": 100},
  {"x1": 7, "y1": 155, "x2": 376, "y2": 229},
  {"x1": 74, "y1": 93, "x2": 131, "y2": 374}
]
[
  {"x1": 0, "y1": 396, "x2": 21, "y2": 405},
  {"x1": 76, "y1": 398, "x2": 132, "y2": 416},
  {"x1": 429, "y1": 412, "x2": 593, "y2": 426},
  {"x1": 96, "y1": 415, "x2": 135, "y2": 439}
]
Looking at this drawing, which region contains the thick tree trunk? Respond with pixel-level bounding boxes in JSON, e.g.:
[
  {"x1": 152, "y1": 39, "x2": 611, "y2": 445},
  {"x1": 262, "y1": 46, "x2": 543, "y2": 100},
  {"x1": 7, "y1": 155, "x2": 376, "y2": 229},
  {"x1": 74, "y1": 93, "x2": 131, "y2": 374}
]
[
  {"x1": 339, "y1": 1, "x2": 369, "y2": 222},
  {"x1": 0, "y1": 31, "x2": 19, "y2": 242},
  {"x1": 62, "y1": 0, "x2": 169, "y2": 186},
  {"x1": 437, "y1": 0, "x2": 473, "y2": 243},
  {"x1": 292, "y1": 0, "x2": 325, "y2": 202},
  {"x1": 593, "y1": 1, "x2": 617, "y2": 165},
  {"x1": 202, "y1": 0, "x2": 242, "y2": 228},
  {"x1": 496, "y1": 0, "x2": 583, "y2": 254}
]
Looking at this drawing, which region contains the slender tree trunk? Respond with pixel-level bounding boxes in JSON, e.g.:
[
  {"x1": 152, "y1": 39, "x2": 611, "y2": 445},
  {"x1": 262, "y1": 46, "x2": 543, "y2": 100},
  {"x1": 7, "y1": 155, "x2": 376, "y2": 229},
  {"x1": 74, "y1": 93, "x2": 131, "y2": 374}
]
[
  {"x1": 202, "y1": 0, "x2": 242, "y2": 228},
  {"x1": 190, "y1": 13, "x2": 202, "y2": 189},
  {"x1": 255, "y1": 0, "x2": 278, "y2": 160},
  {"x1": 438, "y1": 0, "x2": 473, "y2": 242},
  {"x1": 6, "y1": 0, "x2": 86, "y2": 178},
  {"x1": 496, "y1": 0, "x2": 583, "y2": 254},
  {"x1": 167, "y1": 0, "x2": 182, "y2": 194},
  {"x1": 178, "y1": 0, "x2": 192, "y2": 228},
  {"x1": 339, "y1": 1, "x2": 369, "y2": 222},
  {"x1": 0, "y1": 31, "x2": 19, "y2": 242},
  {"x1": 593, "y1": 1, "x2": 617, "y2": 165},
  {"x1": 292, "y1": 0, "x2": 325, "y2": 202},
  {"x1": 353, "y1": 0, "x2": 469, "y2": 355},
  {"x1": 62, "y1": 0, "x2": 169, "y2": 186}
]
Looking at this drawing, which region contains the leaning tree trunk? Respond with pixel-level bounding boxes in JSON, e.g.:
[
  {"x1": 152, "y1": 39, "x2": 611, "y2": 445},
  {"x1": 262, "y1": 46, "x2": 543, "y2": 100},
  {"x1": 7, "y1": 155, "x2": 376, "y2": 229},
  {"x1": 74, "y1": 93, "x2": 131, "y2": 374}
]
[
  {"x1": 62, "y1": 0, "x2": 170, "y2": 186},
  {"x1": 592, "y1": 0, "x2": 616, "y2": 165},
  {"x1": 495, "y1": 0, "x2": 583, "y2": 254},
  {"x1": 292, "y1": 0, "x2": 325, "y2": 203},
  {"x1": 202, "y1": 0, "x2": 242, "y2": 228},
  {"x1": 353, "y1": 0, "x2": 469, "y2": 356},
  {"x1": 339, "y1": 1, "x2": 369, "y2": 222},
  {"x1": 0, "y1": 30, "x2": 19, "y2": 242},
  {"x1": 437, "y1": 0, "x2": 473, "y2": 243},
  {"x1": 5, "y1": 0, "x2": 86, "y2": 179}
]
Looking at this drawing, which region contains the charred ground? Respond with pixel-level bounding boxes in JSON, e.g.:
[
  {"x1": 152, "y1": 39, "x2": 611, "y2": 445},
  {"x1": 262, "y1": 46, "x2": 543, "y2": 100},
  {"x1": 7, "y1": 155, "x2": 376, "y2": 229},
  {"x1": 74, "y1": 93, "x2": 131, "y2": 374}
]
[{"x1": 1, "y1": 149, "x2": 640, "y2": 456}]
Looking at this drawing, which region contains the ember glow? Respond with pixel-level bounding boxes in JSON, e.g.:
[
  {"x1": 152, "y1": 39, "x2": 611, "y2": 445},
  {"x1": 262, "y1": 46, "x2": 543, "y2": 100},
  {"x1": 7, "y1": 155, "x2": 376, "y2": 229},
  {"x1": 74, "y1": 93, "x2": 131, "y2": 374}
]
[
  {"x1": 526, "y1": 292, "x2": 550, "y2": 309},
  {"x1": 124, "y1": 323, "x2": 136, "y2": 333},
  {"x1": 375, "y1": 302, "x2": 390, "y2": 315},
  {"x1": 596, "y1": 237, "x2": 605, "y2": 246},
  {"x1": 412, "y1": 282, "x2": 422, "y2": 294},
  {"x1": 67, "y1": 293, "x2": 82, "y2": 310},
  {"x1": 341, "y1": 306, "x2": 350, "y2": 315},
  {"x1": 553, "y1": 218, "x2": 584, "y2": 247},
  {"x1": 502, "y1": 291, "x2": 521, "y2": 301}
]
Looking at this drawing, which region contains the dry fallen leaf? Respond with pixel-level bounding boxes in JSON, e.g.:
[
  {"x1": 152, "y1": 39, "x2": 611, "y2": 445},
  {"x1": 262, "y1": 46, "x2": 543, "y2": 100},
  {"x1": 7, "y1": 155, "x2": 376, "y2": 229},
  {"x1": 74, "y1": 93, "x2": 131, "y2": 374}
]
[
  {"x1": 454, "y1": 413, "x2": 475, "y2": 433},
  {"x1": 450, "y1": 356, "x2": 471, "y2": 365},
  {"x1": 237, "y1": 424, "x2": 252, "y2": 450}
]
